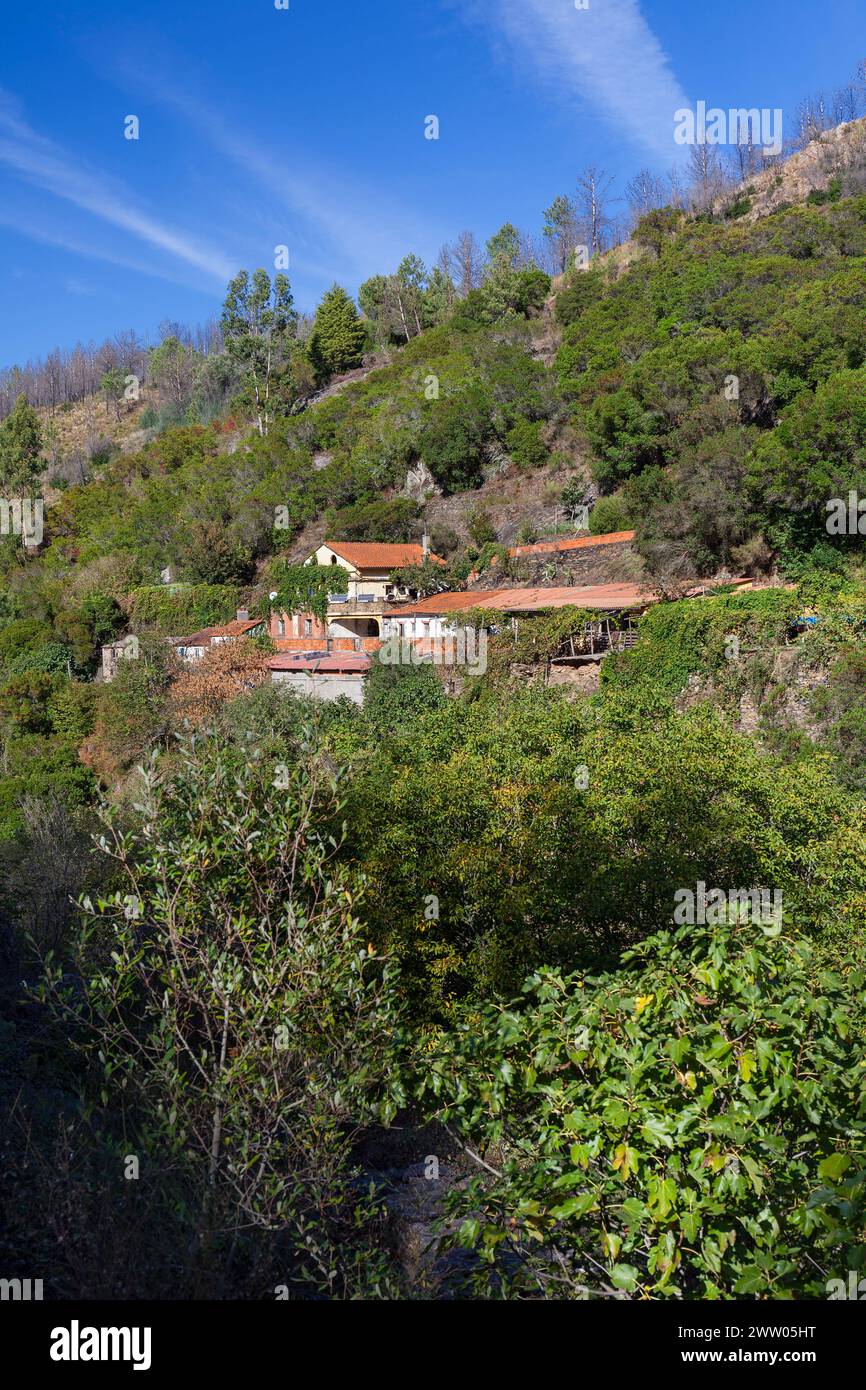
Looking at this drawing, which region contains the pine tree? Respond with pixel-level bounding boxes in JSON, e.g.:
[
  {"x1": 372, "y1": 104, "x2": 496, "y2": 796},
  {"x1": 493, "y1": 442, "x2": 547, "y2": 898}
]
[
  {"x1": 0, "y1": 394, "x2": 43, "y2": 492},
  {"x1": 309, "y1": 285, "x2": 367, "y2": 377}
]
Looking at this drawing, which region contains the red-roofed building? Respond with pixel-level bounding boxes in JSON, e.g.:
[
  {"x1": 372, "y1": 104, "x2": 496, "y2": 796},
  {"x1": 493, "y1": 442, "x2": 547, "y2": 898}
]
[
  {"x1": 269, "y1": 536, "x2": 445, "y2": 646},
  {"x1": 175, "y1": 610, "x2": 266, "y2": 664},
  {"x1": 381, "y1": 578, "x2": 755, "y2": 664}
]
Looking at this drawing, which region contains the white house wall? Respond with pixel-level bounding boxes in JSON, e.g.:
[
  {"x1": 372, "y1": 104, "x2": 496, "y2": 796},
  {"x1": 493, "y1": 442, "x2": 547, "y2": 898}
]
[{"x1": 271, "y1": 669, "x2": 367, "y2": 705}]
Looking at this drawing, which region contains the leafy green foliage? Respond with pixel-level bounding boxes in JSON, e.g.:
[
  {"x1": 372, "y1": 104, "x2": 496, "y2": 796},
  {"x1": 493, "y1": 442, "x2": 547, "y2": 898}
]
[
  {"x1": 38, "y1": 736, "x2": 405, "y2": 1297},
  {"x1": 0, "y1": 393, "x2": 43, "y2": 491},
  {"x1": 221, "y1": 268, "x2": 298, "y2": 433},
  {"x1": 269, "y1": 561, "x2": 345, "y2": 623},
  {"x1": 125, "y1": 583, "x2": 241, "y2": 633},
  {"x1": 418, "y1": 918, "x2": 866, "y2": 1299}
]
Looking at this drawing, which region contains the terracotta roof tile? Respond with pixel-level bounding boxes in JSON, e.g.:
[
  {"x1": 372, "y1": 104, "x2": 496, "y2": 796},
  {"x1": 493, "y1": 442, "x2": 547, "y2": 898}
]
[
  {"x1": 508, "y1": 530, "x2": 636, "y2": 558},
  {"x1": 323, "y1": 541, "x2": 445, "y2": 569},
  {"x1": 178, "y1": 617, "x2": 263, "y2": 645},
  {"x1": 219, "y1": 617, "x2": 264, "y2": 637}
]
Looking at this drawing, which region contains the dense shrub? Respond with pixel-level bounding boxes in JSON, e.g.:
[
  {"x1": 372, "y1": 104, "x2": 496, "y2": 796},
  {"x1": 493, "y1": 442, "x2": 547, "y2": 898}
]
[{"x1": 418, "y1": 918, "x2": 866, "y2": 1299}]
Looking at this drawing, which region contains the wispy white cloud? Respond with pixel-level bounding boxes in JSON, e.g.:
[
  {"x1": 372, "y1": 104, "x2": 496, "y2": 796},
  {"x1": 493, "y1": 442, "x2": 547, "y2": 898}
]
[
  {"x1": 465, "y1": 0, "x2": 689, "y2": 161},
  {"x1": 0, "y1": 210, "x2": 215, "y2": 293},
  {"x1": 105, "y1": 61, "x2": 445, "y2": 285},
  {"x1": 0, "y1": 89, "x2": 238, "y2": 285}
]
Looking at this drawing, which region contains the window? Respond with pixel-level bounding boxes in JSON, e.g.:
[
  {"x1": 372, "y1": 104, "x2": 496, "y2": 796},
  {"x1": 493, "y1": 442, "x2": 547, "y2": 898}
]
[
  {"x1": 277, "y1": 619, "x2": 286, "y2": 637},
  {"x1": 304, "y1": 619, "x2": 312, "y2": 637}
]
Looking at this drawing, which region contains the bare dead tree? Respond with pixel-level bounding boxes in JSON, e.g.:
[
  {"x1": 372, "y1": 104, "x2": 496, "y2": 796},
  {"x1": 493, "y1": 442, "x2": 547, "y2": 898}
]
[
  {"x1": 666, "y1": 164, "x2": 686, "y2": 209},
  {"x1": 625, "y1": 168, "x2": 666, "y2": 224},
  {"x1": 575, "y1": 165, "x2": 618, "y2": 256},
  {"x1": 446, "y1": 229, "x2": 483, "y2": 298},
  {"x1": 687, "y1": 144, "x2": 724, "y2": 211}
]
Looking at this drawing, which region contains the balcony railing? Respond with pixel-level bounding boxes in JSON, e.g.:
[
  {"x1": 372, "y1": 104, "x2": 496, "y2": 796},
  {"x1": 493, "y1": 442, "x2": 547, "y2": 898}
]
[{"x1": 327, "y1": 598, "x2": 387, "y2": 616}]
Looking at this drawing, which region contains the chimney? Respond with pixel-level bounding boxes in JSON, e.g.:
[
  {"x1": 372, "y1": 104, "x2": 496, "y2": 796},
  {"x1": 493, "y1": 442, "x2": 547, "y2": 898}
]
[
  {"x1": 422, "y1": 530, "x2": 430, "y2": 560},
  {"x1": 237, "y1": 608, "x2": 249, "y2": 622}
]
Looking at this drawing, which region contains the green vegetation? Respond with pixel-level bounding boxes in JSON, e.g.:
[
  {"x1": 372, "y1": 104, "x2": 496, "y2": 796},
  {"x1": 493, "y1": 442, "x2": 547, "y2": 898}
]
[{"x1": 4, "y1": 170, "x2": 866, "y2": 1303}]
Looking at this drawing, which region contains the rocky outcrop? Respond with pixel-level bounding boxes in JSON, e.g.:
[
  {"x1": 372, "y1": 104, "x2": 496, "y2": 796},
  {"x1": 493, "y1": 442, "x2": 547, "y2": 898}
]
[{"x1": 403, "y1": 460, "x2": 441, "y2": 502}]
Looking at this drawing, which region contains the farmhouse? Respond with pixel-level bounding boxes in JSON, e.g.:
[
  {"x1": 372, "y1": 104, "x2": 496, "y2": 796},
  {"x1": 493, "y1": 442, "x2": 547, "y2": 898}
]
[
  {"x1": 269, "y1": 539, "x2": 444, "y2": 645},
  {"x1": 100, "y1": 634, "x2": 140, "y2": 682}
]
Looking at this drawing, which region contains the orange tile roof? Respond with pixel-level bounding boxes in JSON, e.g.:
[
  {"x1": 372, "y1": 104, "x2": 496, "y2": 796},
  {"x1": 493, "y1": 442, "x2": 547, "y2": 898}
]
[
  {"x1": 385, "y1": 578, "x2": 758, "y2": 619},
  {"x1": 219, "y1": 617, "x2": 265, "y2": 637},
  {"x1": 178, "y1": 617, "x2": 263, "y2": 645},
  {"x1": 324, "y1": 541, "x2": 445, "y2": 569},
  {"x1": 508, "y1": 530, "x2": 635, "y2": 558}
]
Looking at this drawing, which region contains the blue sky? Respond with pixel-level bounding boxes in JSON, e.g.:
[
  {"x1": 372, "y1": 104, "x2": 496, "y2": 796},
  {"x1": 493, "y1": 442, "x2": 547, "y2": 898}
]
[{"x1": 0, "y1": 0, "x2": 862, "y2": 366}]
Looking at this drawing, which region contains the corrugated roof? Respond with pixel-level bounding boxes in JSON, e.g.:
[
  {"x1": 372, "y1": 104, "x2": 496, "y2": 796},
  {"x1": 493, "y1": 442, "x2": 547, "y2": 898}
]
[
  {"x1": 323, "y1": 541, "x2": 445, "y2": 569},
  {"x1": 268, "y1": 651, "x2": 371, "y2": 673},
  {"x1": 384, "y1": 583, "x2": 658, "y2": 617}
]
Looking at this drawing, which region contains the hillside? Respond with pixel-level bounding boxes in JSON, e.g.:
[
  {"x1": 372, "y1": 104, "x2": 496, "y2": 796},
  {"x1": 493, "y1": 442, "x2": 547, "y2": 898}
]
[{"x1": 3, "y1": 123, "x2": 866, "y2": 1309}]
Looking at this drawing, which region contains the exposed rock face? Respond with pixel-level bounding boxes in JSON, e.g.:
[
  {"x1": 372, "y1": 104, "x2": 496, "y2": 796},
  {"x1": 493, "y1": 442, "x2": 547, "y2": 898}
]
[
  {"x1": 677, "y1": 649, "x2": 830, "y2": 741},
  {"x1": 547, "y1": 662, "x2": 601, "y2": 694},
  {"x1": 403, "y1": 460, "x2": 441, "y2": 502},
  {"x1": 714, "y1": 117, "x2": 866, "y2": 222},
  {"x1": 504, "y1": 539, "x2": 642, "y2": 590},
  {"x1": 507, "y1": 660, "x2": 601, "y2": 696}
]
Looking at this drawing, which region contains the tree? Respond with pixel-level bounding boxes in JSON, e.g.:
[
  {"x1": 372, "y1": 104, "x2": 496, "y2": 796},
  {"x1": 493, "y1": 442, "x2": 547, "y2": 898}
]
[
  {"x1": 366, "y1": 256, "x2": 430, "y2": 345},
  {"x1": 0, "y1": 393, "x2": 43, "y2": 492},
  {"x1": 419, "y1": 383, "x2": 491, "y2": 492},
  {"x1": 39, "y1": 737, "x2": 403, "y2": 1295},
  {"x1": 542, "y1": 195, "x2": 580, "y2": 274},
  {"x1": 220, "y1": 269, "x2": 297, "y2": 436},
  {"x1": 625, "y1": 168, "x2": 666, "y2": 224},
  {"x1": 390, "y1": 558, "x2": 453, "y2": 598},
  {"x1": 308, "y1": 285, "x2": 367, "y2": 377},
  {"x1": 392, "y1": 254, "x2": 427, "y2": 339},
  {"x1": 417, "y1": 915, "x2": 866, "y2": 1299},
  {"x1": 363, "y1": 659, "x2": 445, "y2": 729},
  {"x1": 179, "y1": 521, "x2": 255, "y2": 586},
  {"x1": 171, "y1": 640, "x2": 270, "y2": 727},
  {"x1": 446, "y1": 229, "x2": 483, "y2": 298},
  {"x1": 148, "y1": 336, "x2": 196, "y2": 420},
  {"x1": 358, "y1": 273, "x2": 390, "y2": 343},
  {"x1": 485, "y1": 223, "x2": 521, "y2": 276},
  {"x1": 422, "y1": 266, "x2": 456, "y2": 326},
  {"x1": 100, "y1": 367, "x2": 126, "y2": 422},
  {"x1": 575, "y1": 165, "x2": 617, "y2": 257},
  {"x1": 688, "y1": 144, "x2": 724, "y2": 211}
]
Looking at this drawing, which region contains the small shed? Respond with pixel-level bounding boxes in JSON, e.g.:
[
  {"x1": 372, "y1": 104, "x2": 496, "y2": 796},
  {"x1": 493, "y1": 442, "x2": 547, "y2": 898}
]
[{"x1": 268, "y1": 650, "x2": 371, "y2": 705}]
